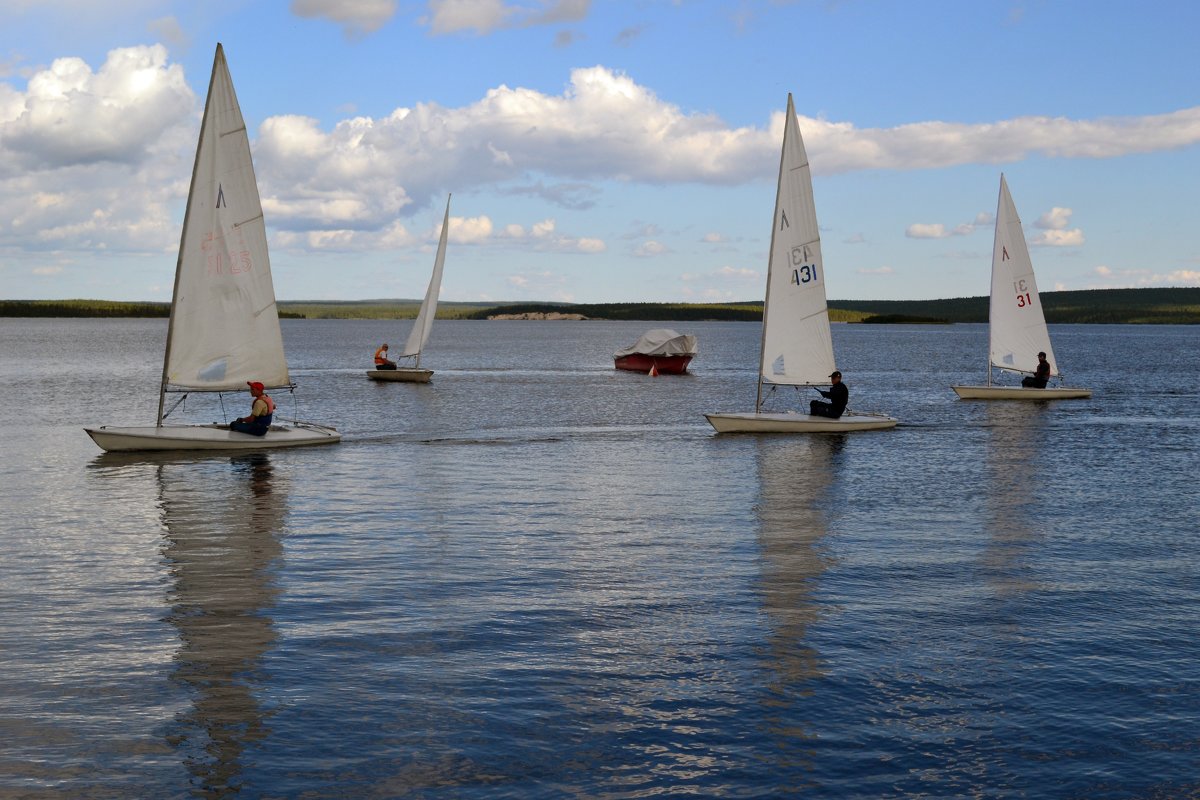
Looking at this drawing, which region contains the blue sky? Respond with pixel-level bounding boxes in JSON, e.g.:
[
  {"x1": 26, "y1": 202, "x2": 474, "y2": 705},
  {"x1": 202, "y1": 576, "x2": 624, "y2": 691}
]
[{"x1": 2, "y1": 0, "x2": 1197, "y2": 304}]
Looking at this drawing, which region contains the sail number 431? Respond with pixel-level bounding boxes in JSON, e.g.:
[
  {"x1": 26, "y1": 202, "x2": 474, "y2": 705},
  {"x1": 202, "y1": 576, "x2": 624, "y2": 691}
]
[{"x1": 792, "y1": 265, "x2": 818, "y2": 285}]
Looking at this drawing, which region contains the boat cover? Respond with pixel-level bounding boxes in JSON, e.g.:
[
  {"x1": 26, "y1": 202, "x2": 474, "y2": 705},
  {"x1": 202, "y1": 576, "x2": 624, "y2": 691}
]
[{"x1": 614, "y1": 329, "x2": 698, "y2": 358}]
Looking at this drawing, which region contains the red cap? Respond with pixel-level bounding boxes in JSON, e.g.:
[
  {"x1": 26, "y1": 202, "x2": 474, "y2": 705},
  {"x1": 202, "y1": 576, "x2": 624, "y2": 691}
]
[{"x1": 247, "y1": 381, "x2": 265, "y2": 392}]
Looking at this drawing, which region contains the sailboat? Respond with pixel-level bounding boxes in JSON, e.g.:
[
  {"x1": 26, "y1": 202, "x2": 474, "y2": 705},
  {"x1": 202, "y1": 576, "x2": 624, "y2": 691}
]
[
  {"x1": 951, "y1": 175, "x2": 1091, "y2": 400},
  {"x1": 85, "y1": 44, "x2": 341, "y2": 452},
  {"x1": 368, "y1": 196, "x2": 451, "y2": 383},
  {"x1": 705, "y1": 95, "x2": 897, "y2": 433}
]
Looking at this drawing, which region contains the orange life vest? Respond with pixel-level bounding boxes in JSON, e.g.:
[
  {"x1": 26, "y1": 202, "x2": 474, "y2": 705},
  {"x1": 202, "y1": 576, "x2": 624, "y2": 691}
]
[
  {"x1": 375, "y1": 346, "x2": 389, "y2": 365},
  {"x1": 253, "y1": 393, "x2": 276, "y2": 419}
]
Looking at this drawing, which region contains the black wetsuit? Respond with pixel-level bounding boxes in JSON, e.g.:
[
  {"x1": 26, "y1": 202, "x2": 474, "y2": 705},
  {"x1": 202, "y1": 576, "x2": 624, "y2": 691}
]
[
  {"x1": 1022, "y1": 359, "x2": 1050, "y2": 388},
  {"x1": 810, "y1": 382, "x2": 848, "y2": 418}
]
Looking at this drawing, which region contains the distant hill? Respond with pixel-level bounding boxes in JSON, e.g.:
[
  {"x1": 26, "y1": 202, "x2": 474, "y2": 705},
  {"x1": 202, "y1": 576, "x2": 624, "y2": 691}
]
[
  {"x1": 828, "y1": 287, "x2": 1200, "y2": 324},
  {"x1": 461, "y1": 288, "x2": 1200, "y2": 324},
  {"x1": 2, "y1": 288, "x2": 1197, "y2": 323}
]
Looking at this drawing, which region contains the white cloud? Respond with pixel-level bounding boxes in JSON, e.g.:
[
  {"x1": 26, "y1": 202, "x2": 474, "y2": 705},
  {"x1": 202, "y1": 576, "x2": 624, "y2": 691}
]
[
  {"x1": 1035, "y1": 207, "x2": 1074, "y2": 230},
  {"x1": 907, "y1": 217, "x2": 981, "y2": 239},
  {"x1": 447, "y1": 214, "x2": 493, "y2": 244},
  {"x1": 702, "y1": 232, "x2": 726, "y2": 244},
  {"x1": 1087, "y1": 266, "x2": 1200, "y2": 289},
  {"x1": 493, "y1": 217, "x2": 605, "y2": 252},
  {"x1": 633, "y1": 240, "x2": 668, "y2": 257},
  {"x1": 792, "y1": 107, "x2": 1200, "y2": 174},
  {"x1": 843, "y1": 233, "x2": 866, "y2": 244},
  {"x1": 291, "y1": 0, "x2": 397, "y2": 37},
  {"x1": 423, "y1": 0, "x2": 589, "y2": 36},
  {"x1": 3, "y1": 46, "x2": 1198, "y2": 269},
  {"x1": 1031, "y1": 228, "x2": 1084, "y2": 247},
  {"x1": 856, "y1": 266, "x2": 894, "y2": 275},
  {"x1": 32, "y1": 265, "x2": 63, "y2": 275},
  {"x1": 906, "y1": 223, "x2": 950, "y2": 239},
  {"x1": 1, "y1": 44, "x2": 192, "y2": 170}
]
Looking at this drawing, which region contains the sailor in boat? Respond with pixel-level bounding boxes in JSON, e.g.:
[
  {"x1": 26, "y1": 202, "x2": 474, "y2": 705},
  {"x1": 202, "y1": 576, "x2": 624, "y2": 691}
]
[
  {"x1": 374, "y1": 343, "x2": 397, "y2": 370},
  {"x1": 230, "y1": 381, "x2": 275, "y2": 436},
  {"x1": 1021, "y1": 352, "x2": 1051, "y2": 388},
  {"x1": 809, "y1": 371, "x2": 848, "y2": 419}
]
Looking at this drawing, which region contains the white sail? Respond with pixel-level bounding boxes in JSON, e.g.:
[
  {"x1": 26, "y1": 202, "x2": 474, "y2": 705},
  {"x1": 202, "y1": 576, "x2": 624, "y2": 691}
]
[
  {"x1": 401, "y1": 196, "x2": 451, "y2": 363},
  {"x1": 162, "y1": 44, "x2": 289, "y2": 394},
  {"x1": 759, "y1": 93, "x2": 836, "y2": 387},
  {"x1": 704, "y1": 93, "x2": 897, "y2": 432},
  {"x1": 988, "y1": 175, "x2": 1058, "y2": 376}
]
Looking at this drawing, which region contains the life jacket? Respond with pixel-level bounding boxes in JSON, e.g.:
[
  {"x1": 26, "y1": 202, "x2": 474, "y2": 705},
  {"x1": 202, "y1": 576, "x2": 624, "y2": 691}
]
[
  {"x1": 253, "y1": 393, "x2": 276, "y2": 424},
  {"x1": 375, "y1": 347, "x2": 389, "y2": 365}
]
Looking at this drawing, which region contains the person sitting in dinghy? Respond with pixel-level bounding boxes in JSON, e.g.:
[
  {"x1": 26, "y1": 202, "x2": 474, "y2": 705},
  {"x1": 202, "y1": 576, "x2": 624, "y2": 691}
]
[
  {"x1": 810, "y1": 371, "x2": 848, "y2": 419},
  {"x1": 230, "y1": 381, "x2": 274, "y2": 436},
  {"x1": 1021, "y1": 352, "x2": 1051, "y2": 389},
  {"x1": 374, "y1": 343, "x2": 397, "y2": 370}
]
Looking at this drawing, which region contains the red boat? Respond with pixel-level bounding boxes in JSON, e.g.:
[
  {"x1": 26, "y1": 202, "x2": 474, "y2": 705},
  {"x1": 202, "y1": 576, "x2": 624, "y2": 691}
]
[{"x1": 613, "y1": 329, "x2": 698, "y2": 374}]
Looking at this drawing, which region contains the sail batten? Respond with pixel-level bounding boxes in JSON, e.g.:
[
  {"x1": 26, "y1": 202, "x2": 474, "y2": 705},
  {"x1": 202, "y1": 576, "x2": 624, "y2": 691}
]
[{"x1": 163, "y1": 43, "x2": 290, "y2": 394}]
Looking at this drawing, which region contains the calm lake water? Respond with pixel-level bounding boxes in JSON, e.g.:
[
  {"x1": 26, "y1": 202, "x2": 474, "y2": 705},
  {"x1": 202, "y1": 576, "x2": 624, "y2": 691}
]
[{"x1": 0, "y1": 317, "x2": 1197, "y2": 798}]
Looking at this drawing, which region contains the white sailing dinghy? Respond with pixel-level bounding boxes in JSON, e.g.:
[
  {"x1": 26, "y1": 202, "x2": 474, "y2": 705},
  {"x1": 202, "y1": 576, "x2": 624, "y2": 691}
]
[
  {"x1": 951, "y1": 175, "x2": 1091, "y2": 400},
  {"x1": 85, "y1": 44, "x2": 340, "y2": 452},
  {"x1": 705, "y1": 94, "x2": 897, "y2": 434},
  {"x1": 368, "y1": 196, "x2": 451, "y2": 383}
]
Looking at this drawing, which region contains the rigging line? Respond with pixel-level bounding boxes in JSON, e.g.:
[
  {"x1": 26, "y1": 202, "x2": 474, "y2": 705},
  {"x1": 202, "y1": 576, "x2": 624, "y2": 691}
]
[{"x1": 161, "y1": 392, "x2": 189, "y2": 421}]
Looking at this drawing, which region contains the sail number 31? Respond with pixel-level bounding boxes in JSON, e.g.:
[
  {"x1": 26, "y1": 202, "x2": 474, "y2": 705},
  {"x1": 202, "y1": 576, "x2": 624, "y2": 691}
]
[{"x1": 1013, "y1": 279, "x2": 1031, "y2": 308}]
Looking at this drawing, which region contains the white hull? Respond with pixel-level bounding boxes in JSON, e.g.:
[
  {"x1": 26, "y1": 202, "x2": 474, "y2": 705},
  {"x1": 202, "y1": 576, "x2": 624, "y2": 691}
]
[
  {"x1": 368, "y1": 368, "x2": 433, "y2": 383},
  {"x1": 705, "y1": 411, "x2": 898, "y2": 433},
  {"x1": 951, "y1": 385, "x2": 1092, "y2": 400},
  {"x1": 85, "y1": 422, "x2": 341, "y2": 452}
]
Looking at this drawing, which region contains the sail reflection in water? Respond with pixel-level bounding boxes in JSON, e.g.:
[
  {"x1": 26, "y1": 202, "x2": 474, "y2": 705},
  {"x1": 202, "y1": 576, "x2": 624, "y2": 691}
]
[
  {"x1": 158, "y1": 454, "x2": 286, "y2": 795},
  {"x1": 752, "y1": 436, "x2": 842, "y2": 777},
  {"x1": 981, "y1": 403, "x2": 1049, "y2": 604}
]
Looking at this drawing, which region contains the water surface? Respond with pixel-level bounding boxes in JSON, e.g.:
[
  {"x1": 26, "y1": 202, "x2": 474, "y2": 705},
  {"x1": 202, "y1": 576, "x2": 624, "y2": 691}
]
[{"x1": 0, "y1": 318, "x2": 1196, "y2": 798}]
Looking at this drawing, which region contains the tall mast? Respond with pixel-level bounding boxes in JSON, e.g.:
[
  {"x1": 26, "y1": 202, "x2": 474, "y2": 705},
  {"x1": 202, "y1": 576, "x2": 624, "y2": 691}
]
[
  {"x1": 157, "y1": 44, "x2": 224, "y2": 426},
  {"x1": 755, "y1": 93, "x2": 794, "y2": 413}
]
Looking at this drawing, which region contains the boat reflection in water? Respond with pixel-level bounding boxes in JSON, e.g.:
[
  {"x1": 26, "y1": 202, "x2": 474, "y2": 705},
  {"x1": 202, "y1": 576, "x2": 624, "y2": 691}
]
[
  {"x1": 981, "y1": 402, "x2": 1049, "y2": 605},
  {"x1": 158, "y1": 453, "x2": 286, "y2": 795},
  {"x1": 752, "y1": 435, "x2": 842, "y2": 777}
]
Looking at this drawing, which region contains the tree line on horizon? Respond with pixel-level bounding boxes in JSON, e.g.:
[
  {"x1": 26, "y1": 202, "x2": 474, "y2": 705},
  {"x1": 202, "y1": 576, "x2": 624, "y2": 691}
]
[{"x1": 2, "y1": 287, "x2": 1197, "y2": 323}]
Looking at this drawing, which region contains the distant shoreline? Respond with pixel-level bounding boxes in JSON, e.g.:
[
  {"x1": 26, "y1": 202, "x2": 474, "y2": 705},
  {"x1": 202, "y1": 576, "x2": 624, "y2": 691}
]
[{"x1": 2, "y1": 287, "x2": 1197, "y2": 324}]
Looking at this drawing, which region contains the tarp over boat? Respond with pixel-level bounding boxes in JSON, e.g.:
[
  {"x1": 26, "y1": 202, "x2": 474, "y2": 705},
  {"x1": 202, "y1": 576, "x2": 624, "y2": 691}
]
[{"x1": 613, "y1": 329, "x2": 698, "y2": 359}]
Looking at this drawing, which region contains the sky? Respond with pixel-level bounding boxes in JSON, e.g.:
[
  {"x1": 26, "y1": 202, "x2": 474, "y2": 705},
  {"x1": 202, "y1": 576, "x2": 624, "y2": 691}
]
[{"x1": 1, "y1": 0, "x2": 1198, "y2": 304}]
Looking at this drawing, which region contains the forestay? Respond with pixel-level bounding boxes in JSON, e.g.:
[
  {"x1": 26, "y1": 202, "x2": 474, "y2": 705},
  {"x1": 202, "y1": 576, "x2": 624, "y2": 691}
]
[
  {"x1": 401, "y1": 196, "x2": 451, "y2": 364},
  {"x1": 163, "y1": 44, "x2": 289, "y2": 394},
  {"x1": 989, "y1": 175, "x2": 1058, "y2": 377},
  {"x1": 759, "y1": 94, "x2": 836, "y2": 388}
]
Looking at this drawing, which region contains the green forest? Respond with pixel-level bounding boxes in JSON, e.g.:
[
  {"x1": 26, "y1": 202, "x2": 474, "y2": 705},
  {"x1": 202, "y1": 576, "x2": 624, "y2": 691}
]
[{"x1": 3, "y1": 287, "x2": 1198, "y2": 323}]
